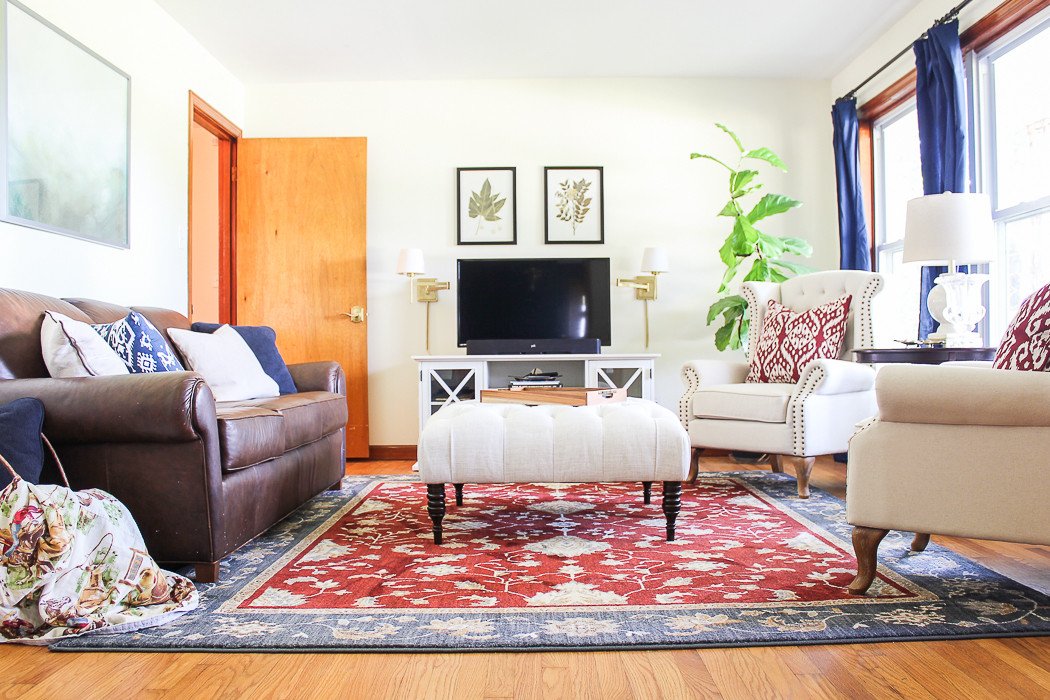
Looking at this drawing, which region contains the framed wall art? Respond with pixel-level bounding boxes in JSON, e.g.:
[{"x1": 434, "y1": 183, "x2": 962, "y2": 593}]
[
  {"x1": 1, "y1": 0, "x2": 130, "y2": 247},
  {"x1": 544, "y1": 166, "x2": 603, "y2": 244},
  {"x1": 457, "y1": 167, "x2": 516, "y2": 245}
]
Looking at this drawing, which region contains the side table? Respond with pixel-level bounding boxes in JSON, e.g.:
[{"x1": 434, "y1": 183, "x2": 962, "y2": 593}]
[{"x1": 853, "y1": 346, "x2": 996, "y2": 365}]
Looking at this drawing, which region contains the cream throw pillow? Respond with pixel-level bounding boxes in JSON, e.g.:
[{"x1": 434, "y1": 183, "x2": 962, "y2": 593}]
[
  {"x1": 168, "y1": 325, "x2": 280, "y2": 402},
  {"x1": 40, "y1": 311, "x2": 130, "y2": 378}
]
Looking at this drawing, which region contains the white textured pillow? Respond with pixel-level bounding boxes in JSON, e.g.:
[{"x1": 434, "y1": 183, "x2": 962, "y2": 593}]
[
  {"x1": 167, "y1": 325, "x2": 280, "y2": 402},
  {"x1": 40, "y1": 311, "x2": 130, "y2": 378}
]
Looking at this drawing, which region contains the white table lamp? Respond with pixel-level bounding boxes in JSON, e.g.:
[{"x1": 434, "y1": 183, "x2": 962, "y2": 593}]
[{"x1": 903, "y1": 192, "x2": 995, "y2": 347}]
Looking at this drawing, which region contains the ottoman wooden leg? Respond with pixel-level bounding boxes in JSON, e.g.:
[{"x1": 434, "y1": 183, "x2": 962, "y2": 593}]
[
  {"x1": 453, "y1": 483, "x2": 464, "y2": 506},
  {"x1": 426, "y1": 483, "x2": 446, "y2": 544},
  {"x1": 662, "y1": 481, "x2": 682, "y2": 541},
  {"x1": 642, "y1": 481, "x2": 652, "y2": 504}
]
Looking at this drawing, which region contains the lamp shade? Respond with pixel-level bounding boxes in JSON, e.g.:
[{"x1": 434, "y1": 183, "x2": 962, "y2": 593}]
[
  {"x1": 902, "y1": 193, "x2": 995, "y2": 264},
  {"x1": 396, "y1": 248, "x2": 425, "y2": 275},
  {"x1": 641, "y1": 247, "x2": 669, "y2": 274}
]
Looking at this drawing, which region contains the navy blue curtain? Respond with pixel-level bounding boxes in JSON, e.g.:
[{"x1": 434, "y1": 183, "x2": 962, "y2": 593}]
[
  {"x1": 914, "y1": 19, "x2": 968, "y2": 339},
  {"x1": 833, "y1": 98, "x2": 872, "y2": 271}
]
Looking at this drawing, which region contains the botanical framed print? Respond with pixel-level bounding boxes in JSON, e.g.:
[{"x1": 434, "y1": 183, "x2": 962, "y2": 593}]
[
  {"x1": 457, "y1": 167, "x2": 516, "y2": 245},
  {"x1": 1, "y1": 0, "x2": 130, "y2": 247},
  {"x1": 544, "y1": 166, "x2": 604, "y2": 244}
]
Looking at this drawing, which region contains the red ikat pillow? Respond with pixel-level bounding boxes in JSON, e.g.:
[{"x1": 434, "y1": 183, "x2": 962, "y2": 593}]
[
  {"x1": 993, "y1": 282, "x2": 1050, "y2": 371},
  {"x1": 745, "y1": 295, "x2": 853, "y2": 384}
]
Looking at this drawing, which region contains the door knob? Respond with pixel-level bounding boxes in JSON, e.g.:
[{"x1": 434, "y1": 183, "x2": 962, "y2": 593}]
[{"x1": 342, "y1": 306, "x2": 366, "y2": 323}]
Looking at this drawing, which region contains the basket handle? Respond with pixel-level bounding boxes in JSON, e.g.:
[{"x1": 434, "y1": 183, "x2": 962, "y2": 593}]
[{"x1": 0, "y1": 433, "x2": 70, "y2": 489}]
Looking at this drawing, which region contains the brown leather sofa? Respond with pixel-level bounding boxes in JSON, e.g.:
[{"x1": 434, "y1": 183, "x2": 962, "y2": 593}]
[{"x1": 0, "y1": 288, "x2": 348, "y2": 582}]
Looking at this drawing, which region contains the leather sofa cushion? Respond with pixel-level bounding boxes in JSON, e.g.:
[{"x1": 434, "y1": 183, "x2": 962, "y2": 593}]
[
  {"x1": 220, "y1": 391, "x2": 347, "y2": 452},
  {"x1": 692, "y1": 383, "x2": 795, "y2": 424},
  {"x1": 214, "y1": 405, "x2": 285, "y2": 472},
  {"x1": 0, "y1": 289, "x2": 93, "y2": 379}
]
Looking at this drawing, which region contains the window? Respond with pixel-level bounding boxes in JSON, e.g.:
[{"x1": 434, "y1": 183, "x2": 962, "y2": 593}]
[
  {"x1": 973, "y1": 11, "x2": 1050, "y2": 341},
  {"x1": 872, "y1": 103, "x2": 925, "y2": 342}
]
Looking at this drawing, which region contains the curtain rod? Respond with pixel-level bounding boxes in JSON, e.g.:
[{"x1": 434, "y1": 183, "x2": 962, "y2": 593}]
[{"x1": 841, "y1": 0, "x2": 977, "y2": 101}]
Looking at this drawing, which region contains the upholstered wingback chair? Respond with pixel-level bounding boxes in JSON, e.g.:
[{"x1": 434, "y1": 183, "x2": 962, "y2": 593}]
[{"x1": 679, "y1": 270, "x2": 884, "y2": 497}]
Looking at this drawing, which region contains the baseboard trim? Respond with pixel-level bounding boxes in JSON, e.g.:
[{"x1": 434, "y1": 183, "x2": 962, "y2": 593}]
[{"x1": 362, "y1": 445, "x2": 417, "y2": 461}]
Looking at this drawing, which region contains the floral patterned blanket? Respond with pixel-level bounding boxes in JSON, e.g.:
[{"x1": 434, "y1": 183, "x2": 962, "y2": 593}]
[{"x1": 0, "y1": 479, "x2": 197, "y2": 644}]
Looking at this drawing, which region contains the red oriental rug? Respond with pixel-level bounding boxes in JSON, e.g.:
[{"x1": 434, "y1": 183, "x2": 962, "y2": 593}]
[{"x1": 53, "y1": 473, "x2": 1050, "y2": 652}]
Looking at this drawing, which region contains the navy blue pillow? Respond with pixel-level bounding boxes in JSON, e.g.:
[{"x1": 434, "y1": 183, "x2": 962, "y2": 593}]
[
  {"x1": 190, "y1": 323, "x2": 297, "y2": 394},
  {"x1": 0, "y1": 398, "x2": 45, "y2": 489}
]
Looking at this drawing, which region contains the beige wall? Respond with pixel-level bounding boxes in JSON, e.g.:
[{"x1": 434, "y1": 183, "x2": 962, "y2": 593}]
[
  {"x1": 246, "y1": 77, "x2": 838, "y2": 445},
  {"x1": 189, "y1": 123, "x2": 220, "y2": 323}
]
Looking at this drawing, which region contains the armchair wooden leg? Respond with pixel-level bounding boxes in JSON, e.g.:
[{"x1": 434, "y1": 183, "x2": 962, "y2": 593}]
[
  {"x1": 911, "y1": 533, "x2": 931, "y2": 552},
  {"x1": 770, "y1": 454, "x2": 784, "y2": 473},
  {"x1": 780, "y1": 455, "x2": 815, "y2": 498},
  {"x1": 848, "y1": 526, "x2": 889, "y2": 595},
  {"x1": 688, "y1": 448, "x2": 702, "y2": 483},
  {"x1": 194, "y1": 561, "x2": 220, "y2": 583}
]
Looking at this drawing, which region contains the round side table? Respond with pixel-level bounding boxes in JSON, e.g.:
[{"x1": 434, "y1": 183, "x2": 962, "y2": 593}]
[{"x1": 853, "y1": 346, "x2": 996, "y2": 365}]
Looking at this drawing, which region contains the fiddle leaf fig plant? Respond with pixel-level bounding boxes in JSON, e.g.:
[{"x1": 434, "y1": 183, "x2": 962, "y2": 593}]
[{"x1": 691, "y1": 124, "x2": 813, "y2": 351}]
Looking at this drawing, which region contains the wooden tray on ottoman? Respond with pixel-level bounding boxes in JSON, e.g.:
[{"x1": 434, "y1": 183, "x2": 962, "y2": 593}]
[{"x1": 480, "y1": 386, "x2": 627, "y2": 406}]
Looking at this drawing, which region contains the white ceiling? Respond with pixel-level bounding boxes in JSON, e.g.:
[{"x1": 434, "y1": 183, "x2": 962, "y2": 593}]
[{"x1": 156, "y1": 0, "x2": 917, "y2": 84}]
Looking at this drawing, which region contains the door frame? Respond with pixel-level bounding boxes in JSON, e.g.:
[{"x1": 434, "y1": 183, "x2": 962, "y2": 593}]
[{"x1": 188, "y1": 91, "x2": 241, "y2": 324}]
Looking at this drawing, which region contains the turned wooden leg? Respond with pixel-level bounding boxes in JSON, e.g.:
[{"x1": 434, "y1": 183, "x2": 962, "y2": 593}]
[
  {"x1": 662, "y1": 481, "x2": 682, "y2": 541},
  {"x1": 911, "y1": 533, "x2": 931, "y2": 552},
  {"x1": 453, "y1": 483, "x2": 464, "y2": 506},
  {"x1": 781, "y1": 455, "x2": 815, "y2": 498},
  {"x1": 194, "y1": 561, "x2": 220, "y2": 583},
  {"x1": 848, "y1": 526, "x2": 890, "y2": 595},
  {"x1": 687, "y1": 448, "x2": 702, "y2": 483},
  {"x1": 770, "y1": 454, "x2": 785, "y2": 473},
  {"x1": 642, "y1": 481, "x2": 652, "y2": 504},
  {"x1": 427, "y1": 483, "x2": 446, "y2": 544}
]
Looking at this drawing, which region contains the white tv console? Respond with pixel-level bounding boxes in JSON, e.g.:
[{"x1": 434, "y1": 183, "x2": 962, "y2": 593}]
[{"x1": 412, "y1": 353, "x2": 659, "y2": 432}]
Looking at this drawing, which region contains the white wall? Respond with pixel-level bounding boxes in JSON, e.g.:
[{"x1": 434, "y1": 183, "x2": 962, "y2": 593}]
[
  {"x1": 0, "y1": 0, "x2": 244, "y2": 311},
  {"x1": 247, "y1": 77, "x2": 838, "y2": 445}
]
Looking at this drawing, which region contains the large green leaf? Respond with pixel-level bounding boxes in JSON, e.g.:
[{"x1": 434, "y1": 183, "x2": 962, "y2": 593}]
[
  {"x1": 718, "y1": 200, "x2": 739, "y2": 217},
  {"x1": 690, "y1": 153, "x2": 734, "y2": 171},
  {"x1": 747, "y1": 193, "x2": 802, "y2": 224},
  {"x1": 744, "y1": 147, "x2": 787, "y2": 171},
  {"x1": 718, "y1": 237, "x2": 738, "y2": 268},
  {"x1": 706, "y1": 294, "x2": 746, "y2": 325},
  {"x1": 780, "y1": 236, "x2": 814, "y2": 257},
  {"x1": 717, "y1": 261, "x2": 741, "y2": 294},
  {"x1": 728, "y1": 317, "x2": 745, "y2": 350},
  {"x1": 769, "y1": 258, "x2": 813, "y2": 275},
  {"x1": 715, "y1": 123, "x2": 745, "y2": 153},
  {"x1": 730, "y1": 170, "x2": 759, "y2": 197},
  {"x1": 743, "y1": 258, "x2": 771, "y2": 282},
  {"x1": 736, "y1": 216, "x2": 761, "y2": 245},
  {"x1": 756, "y1": 232, "x2": 786, "y2": 258},
  {"x1": 714, "y1": 321, "x2": 735, "y2": 351},
  {"x1": 768, "y1": 268, "x2": 789, "y2": 283}
]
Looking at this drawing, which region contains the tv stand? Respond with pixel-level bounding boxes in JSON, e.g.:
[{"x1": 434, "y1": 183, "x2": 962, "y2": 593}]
[{"x1": 413, "y1": 353, "x2": 658, "y2": 431}]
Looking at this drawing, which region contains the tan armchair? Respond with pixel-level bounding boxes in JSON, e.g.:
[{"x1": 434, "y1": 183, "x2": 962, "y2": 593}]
[{"x1": 846, "y1": 364, "x2": 1050, "y2": 594}]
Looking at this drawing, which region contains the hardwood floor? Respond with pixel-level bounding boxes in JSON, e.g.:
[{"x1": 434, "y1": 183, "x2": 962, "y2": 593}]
[{"x1": 2, "y1": 455, "x2": 1047, "y2": 699}]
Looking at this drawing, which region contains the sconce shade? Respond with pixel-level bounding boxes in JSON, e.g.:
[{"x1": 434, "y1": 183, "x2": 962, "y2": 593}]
[
  {"x1": 641, "y1": 247, "x2": 669, "y2": 274},
  {"x1": 397, "y1": 248, "x2": 425, "y2": 275},
  {"x1": 902, "y1": 193, "x2": 995, "y2": 264}
]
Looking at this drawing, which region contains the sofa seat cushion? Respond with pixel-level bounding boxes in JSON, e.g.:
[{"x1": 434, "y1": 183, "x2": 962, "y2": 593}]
[
  {"x1": 221, "y1": 391, "x2": 347, "y2": 451},
  {"x1": 692, "y1": 383, "x2": 795, "y2": 424},
  {"x1": 214, "y1": 405, "x2": 285, "y2": 472}
]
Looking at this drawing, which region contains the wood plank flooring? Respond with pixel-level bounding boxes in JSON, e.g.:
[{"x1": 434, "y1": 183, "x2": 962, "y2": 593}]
[{"x1": 1, "y1": 455, "x2": 1047, "y2": 699}]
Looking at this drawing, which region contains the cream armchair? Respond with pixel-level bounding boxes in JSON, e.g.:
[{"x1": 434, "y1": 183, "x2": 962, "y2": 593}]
[
  {"x1": 846, "y1": 364, "x2": 1050, "y2": 594},
  {"x1": 679, "y1": 270, "x2": 884, "y2": 497}
]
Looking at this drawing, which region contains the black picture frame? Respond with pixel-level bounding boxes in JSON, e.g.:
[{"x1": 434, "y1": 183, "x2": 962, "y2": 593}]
[
  {"x1": 544, "y1": 166, "x2": 604, "y2": 244},
  {"x1": 456, "y1": 167, "x2": 517, "y2": 245}
]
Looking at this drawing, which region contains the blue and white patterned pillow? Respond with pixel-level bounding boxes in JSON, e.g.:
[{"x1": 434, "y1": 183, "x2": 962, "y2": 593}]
[{"x1": 92, "y1": 312, "x2": 184, "y2": 374}]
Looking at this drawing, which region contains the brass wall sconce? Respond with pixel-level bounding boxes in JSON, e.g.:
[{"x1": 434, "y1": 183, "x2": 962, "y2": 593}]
[
  {"x1": 616, "y1": 247, "x2": 669, "y2": 349},
  {"x1": 397, "y1": 248, "x2": 449, "y2": 352}
]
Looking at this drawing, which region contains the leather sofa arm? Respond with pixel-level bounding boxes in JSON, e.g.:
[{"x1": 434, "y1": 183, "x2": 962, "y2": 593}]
[
  {"x1": 876, "y1": 364, "x2": 1050, "y2": 426},
  {"x1": 0, "y1": 372, "x2": 216, "y2": 443},
  {"x1": 287, "y1": 361, "x2": 345, "y2": 395},
  {"x1": 794, "y1": 359, "x2": 876, "y2": 397}
]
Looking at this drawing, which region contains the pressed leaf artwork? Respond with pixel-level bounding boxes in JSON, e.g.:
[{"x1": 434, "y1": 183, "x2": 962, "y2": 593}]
[
  {"x1": 554, "y1": 178, "x2": 592, "y2": 235},
  {"x1": 467, "y1": 178, "x2": 507, "y2": 235}
]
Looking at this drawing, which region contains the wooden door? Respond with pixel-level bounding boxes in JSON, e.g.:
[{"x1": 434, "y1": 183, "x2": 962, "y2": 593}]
[{"x1": 236, "y1": 137, "x2": 368, "y2": 457}]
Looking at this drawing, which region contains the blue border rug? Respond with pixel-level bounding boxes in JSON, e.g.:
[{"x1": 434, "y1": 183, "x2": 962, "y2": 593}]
[{"x1": 52, "y1": 472, "x2": 1050, "y2": 652}]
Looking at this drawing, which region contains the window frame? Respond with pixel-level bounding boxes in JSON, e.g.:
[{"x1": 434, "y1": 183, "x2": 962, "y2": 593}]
[{"x1": 871, "y1": 100, "x2": 920, "y2": 274}]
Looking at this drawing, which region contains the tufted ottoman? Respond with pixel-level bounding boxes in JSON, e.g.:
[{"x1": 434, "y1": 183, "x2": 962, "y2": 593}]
[{"x1": 417, "y1": 398, "x2": 690, "y2": 544}]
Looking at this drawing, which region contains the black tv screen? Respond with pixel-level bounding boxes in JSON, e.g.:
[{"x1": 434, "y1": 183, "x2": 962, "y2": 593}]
[{"x1": 457, "y1": 258, "x2": 611, "y2": 347}]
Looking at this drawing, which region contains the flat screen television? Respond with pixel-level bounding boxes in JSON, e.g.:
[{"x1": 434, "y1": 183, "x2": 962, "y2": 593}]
[{"x1": 457, "y1": 258, "x2": 611, "y2": 347}]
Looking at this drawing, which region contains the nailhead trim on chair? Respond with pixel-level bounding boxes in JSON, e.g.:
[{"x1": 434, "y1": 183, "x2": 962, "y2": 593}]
[
  {"x1": 741, "y1": 285, "x2": 762, "y2": 365},
  {"x1": 787, "y1": 363, "x2": 826, "y2": 456},
  {"x1": 678, "y1": 365, "x2": 701, "y2": 430},
  {"x1": 854, "y1": 275, "x2": 883, "y2": 355}
]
